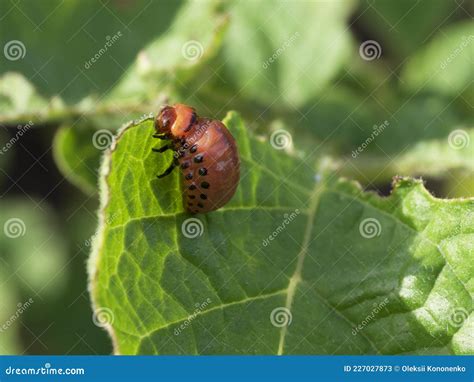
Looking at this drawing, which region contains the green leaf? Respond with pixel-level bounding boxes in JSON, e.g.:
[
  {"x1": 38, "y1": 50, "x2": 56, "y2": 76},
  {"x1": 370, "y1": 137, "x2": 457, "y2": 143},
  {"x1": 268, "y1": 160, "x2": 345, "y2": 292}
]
[
  {"x1": 0, "y1": 197, "x2": 110, "y2": 355},
  {"x1": 0, "y1": 1, "x2": 225, "y2": 125},
  {"x1": 335, "y1": 94, "x2": 474, "y2": 186},
  {"x1": 53, "y1": 124, "x2": 105, "y2": 195},
  {"x1": 340, "y1": 128, "x2": 474, "y2": 187},
  {"x1": 445, "y1": 171, "x2": 474, "y2": 199},
  {"x1": 387, "y1": 128, "x2": 474, "y2": 177},
  {"x1": 0, "y1": 271, "x2": 21, "y2": 354},
  {"x1": 0, "y1": 0, "x2": 182, "y2": 102},
  {"x1": 105, "y1": 0, "x2": 229, "y2": 106},
  {"x1": 0, "y1": 72, "x2": 66, "y2": 124},
  {"x1": 287, "y1": 92, "x2": 473, "y2": 187},
  {"x1": 1, "y1": 199, "x2": 69, "y2": 298},
  {"x1": 402, "y1": 21, "x2": 474, "y2": 99},
  {"x1": 220, "y1": 0, "x2": 355, "y2": 107},
  {"x1": 89, "y1": 112, "x2": 473, "y2": 355},
  {"x1": 0, "y1": 72, "x2": 105, "y2": 125},
  {"x1": 296, "y1": 87, "x2": 385, "y2": 152},
  {"x1": 374, "y1": 96, "x2": 472, "y2": 154},
  {"x1": 357, "y1": 0, "x2": 458, "y2": 59}
]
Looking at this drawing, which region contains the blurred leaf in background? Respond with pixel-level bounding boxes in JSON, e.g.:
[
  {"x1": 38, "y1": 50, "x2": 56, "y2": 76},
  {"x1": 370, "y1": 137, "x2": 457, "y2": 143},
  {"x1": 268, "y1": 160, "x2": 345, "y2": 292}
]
[
  {"x1": 91, "y1": 113, "x2": 473, "y2": 355},
  {"x1": 0, "y1": 269, "x2": 20, "y2": 354},
  {"x1": 402, "y1": 21, "x2": 474, "y2": 103},
  {"x1": 0, "y1": 199, "x2": 67, "y2": 353},
  {"x1": 357, "y1": 0, "x2": 460, "y2": 60},
  {"x1": 106, "y1": 0, "x2": 229, "y2": 106},
  {"x1": 53, "y1": 124, "x2": 103, "y2": 195},
  {"x1": 0, "y1": 0, "x2": 182, "y2": 102},
  {"x1": 220, "y1": 0, "x2": 356, "y2": 107},
  {"x1": 0, "y1": 0, "x2": 182, "y2": 124},
  {"x1": 1, "y1": 200, "x2": 68, "y2": 297}
]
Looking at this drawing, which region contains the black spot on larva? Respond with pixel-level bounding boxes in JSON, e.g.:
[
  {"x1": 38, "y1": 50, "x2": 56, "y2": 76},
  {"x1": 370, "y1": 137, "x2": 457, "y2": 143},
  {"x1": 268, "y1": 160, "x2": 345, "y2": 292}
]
[
  {"x1": 185, "y1": 173, "x2": 193, "y2": 180},
  {"x1": 188, "y1": 202, "x2": 193, "y2": 206},
  {"x1": 198, "y1": 168, "x2": 207, "y2": 176},
  {"x1": 201, "y1": 181, "x2": 209, "y2": 189},
  {"x1": 189, "y1": 185, "x2": 197, "y2": 190},
  {"x1": 194, "y1": 154, "x2": 204, "y2": 163},
  {"x1": 188, "y1": 195, "x2": 196, "y2": 199},
  {"x1": 184, "y1": 112, "x2": 197, "y2": 132},
  {"x1": 190, "y1": 144, "x2": 198, "y2": 153},
  {"x1": 200, "y1": 194, "x2": 207, "y2": 200},
  {"x1": 181, "y1": 162, "x2": 189, "y2": 169},
  {"x1": 180, "y1": 138, "x2": 186, "y2": 145},
  {"x1": 197, "y1": 202, "x2": 204, "y2": 208}
]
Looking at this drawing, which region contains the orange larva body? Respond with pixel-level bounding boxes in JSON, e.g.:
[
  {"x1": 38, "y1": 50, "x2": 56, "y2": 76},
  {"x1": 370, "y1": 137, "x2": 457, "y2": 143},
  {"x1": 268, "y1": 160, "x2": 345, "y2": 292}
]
[{"x1": 154, "y1": 104, "x2": 240, "y2": 213}]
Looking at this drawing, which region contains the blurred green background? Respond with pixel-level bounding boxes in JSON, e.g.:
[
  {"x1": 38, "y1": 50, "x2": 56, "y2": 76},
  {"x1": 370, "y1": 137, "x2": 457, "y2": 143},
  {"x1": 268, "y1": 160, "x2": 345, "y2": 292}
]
[{"x1": 0, "y1": 0, "x2": 472, "y2": 354}]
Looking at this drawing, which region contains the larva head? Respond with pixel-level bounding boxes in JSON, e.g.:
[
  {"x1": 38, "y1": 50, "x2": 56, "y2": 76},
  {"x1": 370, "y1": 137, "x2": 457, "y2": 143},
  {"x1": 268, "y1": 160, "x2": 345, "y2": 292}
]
[
  {"x1": 155, "y1": 104, "x2": 196, "y2": 139},
  {"x1": 155, "y1": 106, "x2": 176, "y2": 136}
]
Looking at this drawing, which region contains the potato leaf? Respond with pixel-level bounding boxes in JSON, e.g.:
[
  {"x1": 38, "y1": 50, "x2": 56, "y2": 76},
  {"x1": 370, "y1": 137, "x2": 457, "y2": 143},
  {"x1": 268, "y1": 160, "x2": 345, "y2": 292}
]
[
  {"x1": 0, "y1": 1, "x2": 227, "y2": 125},
  {"x1": 358, "y1": 0, "x2": 457, "y2": 59},
  {"x1": 53, "y1": 124, "x2": 105, "y2": 195},
  {"x1": 1, "y1": 199, "x2": 69, "y2": 298},
  {"x1": 89, "y1": 112, "x2": 473, "y2": 354},
  {"x1": 402, "y1": 21, "x2": 474, "y2": 100},
  {"x1": 221, "y1": 0, "x2": 355, "y2": 107}
]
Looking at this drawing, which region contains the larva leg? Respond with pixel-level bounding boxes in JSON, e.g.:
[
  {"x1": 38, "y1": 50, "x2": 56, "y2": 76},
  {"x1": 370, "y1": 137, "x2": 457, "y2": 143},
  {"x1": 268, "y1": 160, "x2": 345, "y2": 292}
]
[
  {"x1": 152, "y1": 145, "x2": 171, "y2": 153},
  {"x1": 157, "y1": 159, "x2": 178, "y2": 178}
]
